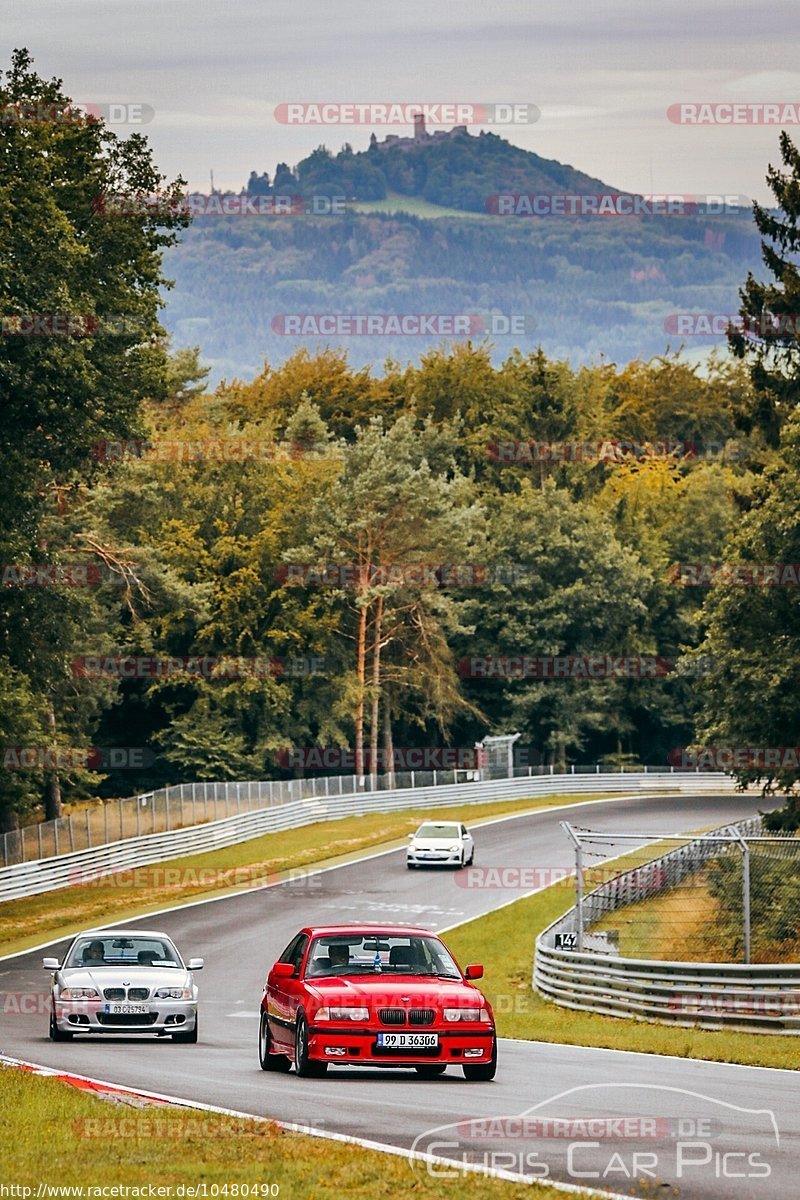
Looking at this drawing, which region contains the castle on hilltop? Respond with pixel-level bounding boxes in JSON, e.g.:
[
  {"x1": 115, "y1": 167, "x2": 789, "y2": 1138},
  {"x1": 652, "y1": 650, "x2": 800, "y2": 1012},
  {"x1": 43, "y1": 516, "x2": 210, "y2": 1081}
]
[{"x1": 369, "y1": 112, "x2": 470, "y2": 152}]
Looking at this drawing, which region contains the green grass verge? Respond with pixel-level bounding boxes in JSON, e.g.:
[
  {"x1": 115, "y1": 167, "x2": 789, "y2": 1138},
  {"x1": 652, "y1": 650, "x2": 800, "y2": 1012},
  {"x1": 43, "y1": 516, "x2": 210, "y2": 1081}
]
[
  {"x1": 0, "y1": 791, "x2": 621, "y2": 959},
  {"x1": 445, "y1": 851, "x2": 799, "y2": 1071},
  {"x1": 0, "y1": 1067, "x2": 597, "y2": 1199}
]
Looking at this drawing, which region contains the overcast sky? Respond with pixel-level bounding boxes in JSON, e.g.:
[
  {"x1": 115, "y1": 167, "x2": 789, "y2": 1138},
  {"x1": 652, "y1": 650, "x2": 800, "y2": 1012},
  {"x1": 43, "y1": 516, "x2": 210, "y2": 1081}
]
[{"x1": 4, "y1": 1, "x2": 798, "y2": 201}]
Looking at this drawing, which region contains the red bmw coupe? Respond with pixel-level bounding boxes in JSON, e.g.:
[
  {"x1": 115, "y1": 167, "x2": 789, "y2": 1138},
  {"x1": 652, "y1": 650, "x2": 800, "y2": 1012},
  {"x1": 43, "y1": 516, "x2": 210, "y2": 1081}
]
[{"x1": 258, "y1": 924, "x2": 497, "y2": 1080}]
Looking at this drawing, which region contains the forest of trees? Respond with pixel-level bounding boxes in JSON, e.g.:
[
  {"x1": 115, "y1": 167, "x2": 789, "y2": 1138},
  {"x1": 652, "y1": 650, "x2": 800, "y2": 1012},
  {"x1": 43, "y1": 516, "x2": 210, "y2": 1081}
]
[{"x1": 3, "y1": 51, "x2": 800, "y2": 832}]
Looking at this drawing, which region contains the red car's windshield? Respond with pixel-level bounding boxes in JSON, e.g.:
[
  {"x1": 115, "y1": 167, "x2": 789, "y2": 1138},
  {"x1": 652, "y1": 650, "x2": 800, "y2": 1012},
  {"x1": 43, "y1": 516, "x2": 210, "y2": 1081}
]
[{"x1": 305, "y1": 933, "x2": 461, "y2": 978}]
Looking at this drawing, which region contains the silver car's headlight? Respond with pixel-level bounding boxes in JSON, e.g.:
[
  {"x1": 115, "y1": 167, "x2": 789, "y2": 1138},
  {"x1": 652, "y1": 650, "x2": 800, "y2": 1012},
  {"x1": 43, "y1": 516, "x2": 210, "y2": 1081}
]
[
  {"x1": 155, "y1": 986, "x2": 193, "y2": 999},
  {"x1": 60, "y1": 988, "x2": 100, "y2": 1000}
]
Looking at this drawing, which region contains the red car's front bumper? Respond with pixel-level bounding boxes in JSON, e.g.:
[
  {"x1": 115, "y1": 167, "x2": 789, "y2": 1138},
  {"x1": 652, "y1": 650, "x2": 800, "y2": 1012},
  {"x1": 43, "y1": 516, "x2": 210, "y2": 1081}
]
[{"x1": 306, "y1": 1024, "x2": 495, "y2": 1066}]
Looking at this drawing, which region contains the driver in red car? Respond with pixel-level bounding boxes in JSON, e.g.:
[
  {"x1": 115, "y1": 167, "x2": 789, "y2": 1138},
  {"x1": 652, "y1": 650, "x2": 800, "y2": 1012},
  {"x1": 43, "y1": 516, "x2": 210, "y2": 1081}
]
[{"x1": 328, "y1": 943, "x2": 350, "y2": 969}]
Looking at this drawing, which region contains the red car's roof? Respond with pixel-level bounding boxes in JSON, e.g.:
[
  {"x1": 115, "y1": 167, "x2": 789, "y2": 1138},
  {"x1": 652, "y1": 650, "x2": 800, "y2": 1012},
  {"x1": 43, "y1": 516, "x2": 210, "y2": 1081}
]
[{"x1": 300, "y1": 924, "x2": 438, "y2": 937}]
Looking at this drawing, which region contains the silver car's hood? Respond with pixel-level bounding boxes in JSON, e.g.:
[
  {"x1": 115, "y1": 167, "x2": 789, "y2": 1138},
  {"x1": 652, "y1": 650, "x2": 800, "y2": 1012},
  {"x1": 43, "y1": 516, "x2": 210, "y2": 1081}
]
[{"x1": 59, "y1": 966, "x2": 192, "y2": 989}]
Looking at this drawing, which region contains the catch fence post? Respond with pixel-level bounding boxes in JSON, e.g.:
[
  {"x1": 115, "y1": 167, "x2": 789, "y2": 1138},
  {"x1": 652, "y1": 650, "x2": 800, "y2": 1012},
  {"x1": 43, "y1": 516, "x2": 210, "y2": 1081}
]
[{"x1": 561, "y1": 822, "x2": 584, "y2": 951}]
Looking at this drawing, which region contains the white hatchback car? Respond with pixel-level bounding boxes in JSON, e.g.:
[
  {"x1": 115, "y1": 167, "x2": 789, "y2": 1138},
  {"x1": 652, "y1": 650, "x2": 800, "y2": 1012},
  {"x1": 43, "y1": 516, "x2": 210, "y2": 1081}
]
[
  {"x1": 43, "y1": 928, "x2": 203, "y2": 1043},
  {"x1": 407, "y1": 820, "x2": 474, "y2": 869}
]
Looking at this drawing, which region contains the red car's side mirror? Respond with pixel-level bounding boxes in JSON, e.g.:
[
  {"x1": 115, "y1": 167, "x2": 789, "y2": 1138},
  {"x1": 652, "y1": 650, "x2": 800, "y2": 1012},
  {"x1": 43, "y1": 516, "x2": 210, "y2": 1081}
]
[
  {"x1": 271, "y1": 962, "x2": 296, "y2": 979},
  {"x1": 465, "y1": 964, "x2": 484, "y2": 980}
]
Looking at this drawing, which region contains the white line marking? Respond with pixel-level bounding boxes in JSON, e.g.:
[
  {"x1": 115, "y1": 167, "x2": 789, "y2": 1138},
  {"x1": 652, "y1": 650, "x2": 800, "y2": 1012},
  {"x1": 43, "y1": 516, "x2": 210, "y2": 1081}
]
[{"x1": 0, "y1": 1052, "x2": 632, "y2": 1199}]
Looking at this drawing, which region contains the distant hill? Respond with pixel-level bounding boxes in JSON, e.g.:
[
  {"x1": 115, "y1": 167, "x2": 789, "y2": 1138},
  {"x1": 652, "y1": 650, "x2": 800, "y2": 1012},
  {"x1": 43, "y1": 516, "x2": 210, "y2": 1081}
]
[
  {"x1": 160, "y1": 126, "x2": 763, "y2": 384},
  {"x1": 245, "y1": 123, "x2": 616, "y2": 214}
]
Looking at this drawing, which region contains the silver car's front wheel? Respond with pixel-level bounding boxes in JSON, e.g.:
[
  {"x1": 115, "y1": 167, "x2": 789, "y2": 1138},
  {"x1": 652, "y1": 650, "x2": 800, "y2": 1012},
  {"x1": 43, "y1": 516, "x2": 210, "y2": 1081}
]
[{"x1": 49, "y1": 1011, "x2": 73, "y2": 1041}]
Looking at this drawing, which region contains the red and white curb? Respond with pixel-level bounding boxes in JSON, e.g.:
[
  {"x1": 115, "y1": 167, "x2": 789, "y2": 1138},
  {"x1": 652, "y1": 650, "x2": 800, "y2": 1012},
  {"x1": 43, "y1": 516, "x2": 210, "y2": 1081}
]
[{"x1": 0, "y1": 1053, "x2": 626, "y2": 1198}]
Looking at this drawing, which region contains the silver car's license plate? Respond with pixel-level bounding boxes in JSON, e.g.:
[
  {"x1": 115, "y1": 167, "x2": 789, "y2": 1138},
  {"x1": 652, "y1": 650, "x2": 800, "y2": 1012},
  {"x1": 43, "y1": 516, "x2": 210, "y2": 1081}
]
[
  {"x1": 377, "y1": 1032, "x2": 438, "y2": 1049},
  {"x1": 106, "y1": 1003, "x2": 149, "y2": 1015}
]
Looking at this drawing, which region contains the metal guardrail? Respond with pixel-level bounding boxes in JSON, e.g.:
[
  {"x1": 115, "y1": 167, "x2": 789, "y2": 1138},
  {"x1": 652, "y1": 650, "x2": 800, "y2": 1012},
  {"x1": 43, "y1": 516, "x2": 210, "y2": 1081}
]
[
  {"x1": 0, "y1": 770, "x2": 735, "y2": 903},
  {"x1": 0, "y1": 764, "x2": 732, "y2": 868},
  {"x1": 534, "y1": 818, "x2": 800, "y2": 1034}
]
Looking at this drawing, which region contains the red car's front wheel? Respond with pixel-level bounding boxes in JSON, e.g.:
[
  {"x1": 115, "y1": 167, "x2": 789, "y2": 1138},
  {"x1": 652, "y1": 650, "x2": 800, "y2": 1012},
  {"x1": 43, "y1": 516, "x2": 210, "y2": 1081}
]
[
  {"x1": 463, "y1": 1039, "x2": 497, "y2": 1081},
  {"x1": 293, "y1": 1012, "x2": 327, "y2": 1077}
]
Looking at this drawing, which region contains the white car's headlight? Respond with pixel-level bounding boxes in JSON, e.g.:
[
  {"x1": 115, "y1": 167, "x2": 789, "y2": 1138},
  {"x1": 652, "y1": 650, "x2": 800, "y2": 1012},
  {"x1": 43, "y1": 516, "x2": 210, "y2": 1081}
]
[
  {"x1": 60, "y1": 987, "x2": 99, "y2": 1000},
  {"x1": 155, "y1": 986, "x2": 193, "y2": 999},
  {"x1": 449, "y1": 844, "x2": 461, "y2": 852},
  {"x1": 315, "y1": 1006, "x2": 369, "y2": 1021},
  {"x1": 443, "y1": 1007, "x2": 489, "y2": 1022}
]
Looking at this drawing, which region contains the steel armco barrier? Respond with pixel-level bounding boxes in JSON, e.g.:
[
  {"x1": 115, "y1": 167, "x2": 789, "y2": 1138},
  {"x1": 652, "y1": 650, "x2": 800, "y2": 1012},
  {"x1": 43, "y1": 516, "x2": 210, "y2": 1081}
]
[
  {"x1": 0, "y1": 771, "x2": 735, "y2": 903},
  {"x1": 534, "y1": 817, "x2": 800, "y2": 1034}
]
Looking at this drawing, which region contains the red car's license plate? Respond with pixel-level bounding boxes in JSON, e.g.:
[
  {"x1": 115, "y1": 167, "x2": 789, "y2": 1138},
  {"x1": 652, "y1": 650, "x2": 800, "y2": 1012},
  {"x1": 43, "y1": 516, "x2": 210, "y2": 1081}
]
[{"x1": 377, "y1": 1032, "x2": 438, "y2": 1049}]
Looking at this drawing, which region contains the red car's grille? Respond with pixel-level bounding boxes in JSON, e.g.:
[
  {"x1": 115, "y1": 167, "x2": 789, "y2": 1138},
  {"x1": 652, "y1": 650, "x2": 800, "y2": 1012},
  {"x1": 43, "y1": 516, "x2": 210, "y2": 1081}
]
[
  {"x1": 378, "y1": 1007, "x2": 436, "y2": 1026},
  {"x1": 378, "y1": 1008, "x2": 406, "y2": 1024}
]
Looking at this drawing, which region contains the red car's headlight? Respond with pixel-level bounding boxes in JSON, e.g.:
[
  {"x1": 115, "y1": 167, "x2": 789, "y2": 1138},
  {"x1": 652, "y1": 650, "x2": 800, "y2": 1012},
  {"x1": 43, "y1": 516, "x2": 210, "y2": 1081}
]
[
  {"x1": 315, "y1": 1006, "x2": 369, "y2": 1021},
  {"x1": 443, "y1": 1007, "x2": 490, "y2": 1022}
]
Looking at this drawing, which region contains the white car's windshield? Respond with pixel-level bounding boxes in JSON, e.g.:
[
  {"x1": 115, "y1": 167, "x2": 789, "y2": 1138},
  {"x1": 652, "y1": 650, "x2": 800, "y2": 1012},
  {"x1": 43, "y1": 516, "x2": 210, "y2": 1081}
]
[
  {"x1": 414, "y1": 823, "x2": 461, "y2": 839},
  {"x1": 306, "y1": 933, "x2": 461, "y2": 978},
  {"x1": 65, "y1": 936, "x2": 182, "y2": 968}
]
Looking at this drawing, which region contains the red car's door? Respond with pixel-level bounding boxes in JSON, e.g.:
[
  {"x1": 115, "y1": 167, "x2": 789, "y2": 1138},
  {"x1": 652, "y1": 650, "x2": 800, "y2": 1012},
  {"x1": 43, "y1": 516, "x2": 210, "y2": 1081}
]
[{"x1": 267, "y1": 933, "x2": 309, "y2": 1052}]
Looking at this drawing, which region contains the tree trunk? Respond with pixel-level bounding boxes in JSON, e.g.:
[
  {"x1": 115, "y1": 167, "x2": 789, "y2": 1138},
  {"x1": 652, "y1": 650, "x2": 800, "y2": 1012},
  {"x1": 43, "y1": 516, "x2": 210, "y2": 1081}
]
[
  {"x1": 354, "y1": 597, "x2": 368, "y2": 777},
  {"x1": 369, "y1": 594, "x2": 384, "y2": 782},
  {"x1": 43, "y1": 700, "x2": 63, "y2": 820},
  {"x1": 383, "y1": 695, "x2": 395, "y2": 789}
]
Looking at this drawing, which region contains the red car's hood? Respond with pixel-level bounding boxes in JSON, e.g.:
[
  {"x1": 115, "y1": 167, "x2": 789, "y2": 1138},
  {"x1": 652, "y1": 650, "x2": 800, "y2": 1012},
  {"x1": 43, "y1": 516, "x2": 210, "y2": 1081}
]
[{"x1": 304, "y1": 974, "x2": 488, "y2": 1008}]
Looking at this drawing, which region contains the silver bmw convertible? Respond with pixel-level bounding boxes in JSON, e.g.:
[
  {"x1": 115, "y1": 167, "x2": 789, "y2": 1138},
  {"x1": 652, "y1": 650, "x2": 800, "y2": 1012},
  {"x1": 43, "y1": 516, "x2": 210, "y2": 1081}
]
[{"x1": 43, "y1": 928, "x2": 203, "y2": 1042}]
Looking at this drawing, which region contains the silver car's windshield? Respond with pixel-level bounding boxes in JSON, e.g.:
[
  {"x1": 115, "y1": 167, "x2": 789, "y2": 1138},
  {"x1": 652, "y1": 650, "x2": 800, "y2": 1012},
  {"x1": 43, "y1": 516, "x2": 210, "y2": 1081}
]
[
  {"x1": 306, "y1": 933, "x2": 461, "y2": 978},
  {"x1": 65, "y1": 935, "x2": 182, "y2": 968},
  {"x1": 414, "y1": 823, "x2": 460, "y2": 839}
]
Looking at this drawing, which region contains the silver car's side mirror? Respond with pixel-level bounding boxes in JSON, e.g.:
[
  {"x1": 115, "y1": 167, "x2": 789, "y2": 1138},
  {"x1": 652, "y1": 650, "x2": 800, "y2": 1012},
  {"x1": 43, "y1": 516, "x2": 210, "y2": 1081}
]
[
  {"x1": 186, "y1": 958, "x2": 204, "y2": 970},
  {"x1": 42, "y1": 957, "x2": 60, "y2": 969}
]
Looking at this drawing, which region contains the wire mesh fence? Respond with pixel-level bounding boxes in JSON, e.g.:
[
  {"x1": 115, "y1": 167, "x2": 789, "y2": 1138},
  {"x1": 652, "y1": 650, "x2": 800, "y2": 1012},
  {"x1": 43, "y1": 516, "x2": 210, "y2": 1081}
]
[
  {"x1": 0, "y1": 762, "x2": 719, "y2": 867},
  {"x1": 558, "y1": 819, "x2": 800, "y2": 964}
]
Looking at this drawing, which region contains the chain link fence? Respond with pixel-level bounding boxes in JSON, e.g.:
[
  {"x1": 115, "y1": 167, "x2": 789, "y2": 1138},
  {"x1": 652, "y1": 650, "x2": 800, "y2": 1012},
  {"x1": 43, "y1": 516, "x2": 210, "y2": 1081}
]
[
  {"x1": 559, "y1": 819, "x2": 800, "y2": 964},
  {"x1": 1, "y1": 763, "x2": 715, "y2": 867}
]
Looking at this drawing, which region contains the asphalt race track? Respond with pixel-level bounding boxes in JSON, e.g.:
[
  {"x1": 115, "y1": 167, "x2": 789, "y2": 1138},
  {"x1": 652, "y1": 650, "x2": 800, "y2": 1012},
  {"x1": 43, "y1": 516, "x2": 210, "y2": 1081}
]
[{"x1": 1, "y1": 793, "x2": 796, "y2": 1200}]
